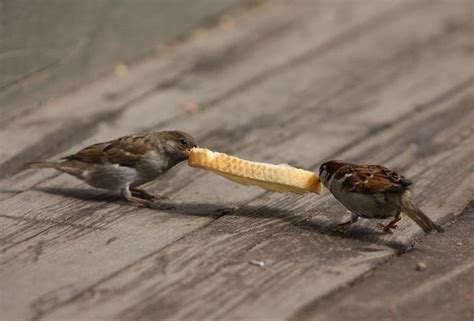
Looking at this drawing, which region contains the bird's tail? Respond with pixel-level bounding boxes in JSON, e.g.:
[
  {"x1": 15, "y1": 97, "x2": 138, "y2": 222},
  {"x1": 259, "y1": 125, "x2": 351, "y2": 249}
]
[
  {"x1": 25, "y1": 161, "x2": 60, "y2": 169},
  {"x1": 400, "y1": 192, "x2": 444, "y2": 233}
]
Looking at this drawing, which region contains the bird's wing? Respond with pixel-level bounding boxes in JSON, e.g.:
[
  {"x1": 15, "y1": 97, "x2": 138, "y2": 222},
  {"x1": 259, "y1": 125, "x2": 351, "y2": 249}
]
[
  {"x1": 337, "y1": 164, "x2": 412, "y2": 194},
  {"x1": 62, "y1": 134, "x2": 154, "y2": 167}
]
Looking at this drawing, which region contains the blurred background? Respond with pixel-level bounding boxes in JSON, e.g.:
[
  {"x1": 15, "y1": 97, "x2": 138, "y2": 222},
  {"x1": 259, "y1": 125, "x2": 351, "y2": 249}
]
[
  {"x1": 1, "y1": 1, "x2": 473, "y2": 321},
  {"x1": 0, "y1": 0, "x2": 252, "y2": 117}
]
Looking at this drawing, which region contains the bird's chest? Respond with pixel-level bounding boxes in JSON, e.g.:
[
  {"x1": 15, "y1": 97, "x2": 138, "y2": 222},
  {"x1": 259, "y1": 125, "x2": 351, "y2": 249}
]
[
  {"x1": 329, "y1": 181, "x2": 398, "y2": 219},
  {"x1": 133, "y1": 156, "x2": 173, "y2": 185}
]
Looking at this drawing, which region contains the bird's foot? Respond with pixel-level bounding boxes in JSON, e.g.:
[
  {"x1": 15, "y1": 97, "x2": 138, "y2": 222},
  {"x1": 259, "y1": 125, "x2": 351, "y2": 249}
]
[
  {"x1": 377, "y1": 222, "x2": 399, "y2": 234},
  {"x1": 126, "y1": 197, "x2": 155, "y2": 208},
  {"x1": 130, "y1": 188, "x2": 169, "y2": 201},
  {"x1": 331, "y1": 220, "x2": 354, "y2": 234},
  {"x1": 127, "y1": 197, "x2": 176, "y2": 210},
  {"x1": 123, "y1": 188, "x2": 172, "y2": 209},
  {"x1": 331, "y1": 213, "x2": 359, "y2": 233}
]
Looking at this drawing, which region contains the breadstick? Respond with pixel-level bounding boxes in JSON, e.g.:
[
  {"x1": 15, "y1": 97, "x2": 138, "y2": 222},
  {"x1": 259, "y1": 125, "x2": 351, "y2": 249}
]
[{"x1": 188, "y1": 148, "x2": 323, "y2": 194}]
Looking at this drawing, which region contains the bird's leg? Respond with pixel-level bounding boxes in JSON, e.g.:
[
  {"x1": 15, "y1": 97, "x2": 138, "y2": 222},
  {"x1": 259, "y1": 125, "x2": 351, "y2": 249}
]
[
  {"x1": 377, "y1": 212, "x2": 402, "y2": 233},
  {"x1": 129, "y1": 187, "x2": 169, "y2": 201},
  {"x1": 339, "y1": 212, "x2": 359, "y2": 227},
  {"x1": 122, "y1": 187, "x2": 155, "y2": 207},
  {"x1": 332, "y1": 213, "x2": 359, "y2": 232},
  {"x1": 125, "y1": 187, "x2": 175, "y2": 210}
]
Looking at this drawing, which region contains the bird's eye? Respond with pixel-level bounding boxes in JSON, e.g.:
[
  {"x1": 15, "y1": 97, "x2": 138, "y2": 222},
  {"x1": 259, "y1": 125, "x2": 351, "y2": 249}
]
[
  {"x1": 179, "y1": 138, "x2": 188, "y2": 146},
  {"x1": 320, "y1": 164, "x2": 326, "y2": 173}
]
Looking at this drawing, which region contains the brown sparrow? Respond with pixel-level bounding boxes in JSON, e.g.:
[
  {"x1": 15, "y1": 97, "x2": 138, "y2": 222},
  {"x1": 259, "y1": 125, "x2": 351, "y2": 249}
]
[
  {"x1": 26, "y1": 131, "x2": 197, "y2": 207},
  {"x1": 319, "y1": 160, "x2": 443, "y2": 233}
]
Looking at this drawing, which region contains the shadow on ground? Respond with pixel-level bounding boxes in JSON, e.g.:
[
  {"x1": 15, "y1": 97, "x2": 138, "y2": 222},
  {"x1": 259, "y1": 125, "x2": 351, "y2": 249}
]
[{"x1": 27, "y1": 186, "x2": 408, "y2": 251}]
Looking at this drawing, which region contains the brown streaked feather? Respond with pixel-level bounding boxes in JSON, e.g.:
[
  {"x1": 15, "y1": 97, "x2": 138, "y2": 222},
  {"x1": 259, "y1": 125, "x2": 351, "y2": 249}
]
[
  {"x1": 336, "y1": 164, "x2": 412, "y2": 194},
  {"x1": 62, "y1": 141, "x2": 113, "y2": 164},
  {"x1": 62, "y1": 134, "x2": 154, "y2": 167}
]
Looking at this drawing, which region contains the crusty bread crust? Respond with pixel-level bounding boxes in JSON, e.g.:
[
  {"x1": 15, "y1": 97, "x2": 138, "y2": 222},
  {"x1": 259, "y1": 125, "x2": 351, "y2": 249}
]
[{"x1": 188, "y1": 148, "x2": 323, "y2": 194}]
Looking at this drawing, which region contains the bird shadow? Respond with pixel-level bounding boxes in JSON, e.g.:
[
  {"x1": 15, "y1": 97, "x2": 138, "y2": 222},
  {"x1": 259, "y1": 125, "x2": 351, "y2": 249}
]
[
  {"x1": 25, "y1": 186, "x2": 407, "y2": 251},
  {"x1": 33, "y1": 187, "x2": 121, "y2": 203},
  {"x1": 178, "y1": 202, "x2": 409, "y2": 252}
]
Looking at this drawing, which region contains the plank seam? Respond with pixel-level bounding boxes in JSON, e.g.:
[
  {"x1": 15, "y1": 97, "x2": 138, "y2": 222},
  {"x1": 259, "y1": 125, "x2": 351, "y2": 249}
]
[
  {"x1": 289, "y1": 202, "x2": 474, "y2": 321},
  {"x1": 32, "y1": 78, "x2": 473, "y2": 321},
  {"x1": 0, "y1": 0, "x2": 419, "y2": 181}
]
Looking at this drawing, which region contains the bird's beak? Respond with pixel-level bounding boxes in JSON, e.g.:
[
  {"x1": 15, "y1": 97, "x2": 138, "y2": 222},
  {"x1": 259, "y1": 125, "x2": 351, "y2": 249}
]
[{"x1": 186, "y1": 146, "x2": 197, "y2": 155}]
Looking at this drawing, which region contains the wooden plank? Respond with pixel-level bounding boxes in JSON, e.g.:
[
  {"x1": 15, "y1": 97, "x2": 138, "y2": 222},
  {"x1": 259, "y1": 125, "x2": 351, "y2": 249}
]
[
  {"x1": 40, "y1": 85, "x2": 474, "y2": 321},
  {"x1": 293, "y1": 204, "x2": 474, "y2": 321},
  {"x1": 0, "y1": 0, "x2": 247, "y2": 120},
  {"x1": 0, "y1": 2, "x2": 418, "y2": 320},
  {"x1": 0, "y1": 0, "x2": 462, "y2": 200},
  {"x1": 0, "y1": 1, "x2": 472, "y2": 320},
  {"x1": 0, "y1": 0, "x2": 407, "y2": 181},
  {"x1": 2, "y1": 0, "x2": 469, "y2": 234}
]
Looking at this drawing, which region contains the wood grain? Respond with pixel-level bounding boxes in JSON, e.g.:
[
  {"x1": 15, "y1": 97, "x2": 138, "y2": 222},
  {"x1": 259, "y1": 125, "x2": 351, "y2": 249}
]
[
  {"x1": 40, "y1": 83, "x2": 474, "y2": 321},
  {"x1": 0, "y1": 0, "x2": 246, "y2": 121},
  {"x1": 0, "y1": 0, "x2": 404, "y2": 180},
  {"x1": 293, "y1": 204, "x2": 474, "y2": 321},
  {"x1": 0, "y1": 0, "x2": 472, "y2": 321}
]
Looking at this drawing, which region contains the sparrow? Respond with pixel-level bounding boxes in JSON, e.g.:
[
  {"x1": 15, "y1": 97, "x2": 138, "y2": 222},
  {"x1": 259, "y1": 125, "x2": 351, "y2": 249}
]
[
  {"x1": 26, "y1": 130, "x2": 197, "y2": 207},
  {"x1": 319, "y1": 160, "x2": 443, "y2": 233}
]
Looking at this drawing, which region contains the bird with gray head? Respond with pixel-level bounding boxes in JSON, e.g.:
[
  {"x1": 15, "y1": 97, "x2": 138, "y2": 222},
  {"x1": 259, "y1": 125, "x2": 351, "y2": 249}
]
[{"x1": 26, "y1": 130, "x2": 198, "y2": 207}]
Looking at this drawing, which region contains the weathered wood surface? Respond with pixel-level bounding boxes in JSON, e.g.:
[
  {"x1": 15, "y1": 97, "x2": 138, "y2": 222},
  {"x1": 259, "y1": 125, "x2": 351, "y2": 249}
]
[
  {"x1": 0, "y1": 0, "x2": 400, "y2": 181},
  {"x1": 0, "y1": 1, "x2": 473, "y2": 321},
  {"x1": 0, "y1": 0, "x2": 247, "y2": 122},
  {"x1": 295, "y1": 204, "x2": 474, "y2": 321}
]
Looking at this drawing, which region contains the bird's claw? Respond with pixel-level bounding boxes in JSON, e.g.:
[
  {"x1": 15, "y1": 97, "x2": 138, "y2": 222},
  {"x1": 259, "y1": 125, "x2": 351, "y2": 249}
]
[
  {"x1": 130, "y1": 188, "x2": 169, "y2": 202},
  {"x1": 330, "y1": 222, "x2": 351, "y2": 234},
  {"x1": 377, "y1": 222, "x2": 399, "y2": 234}
]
